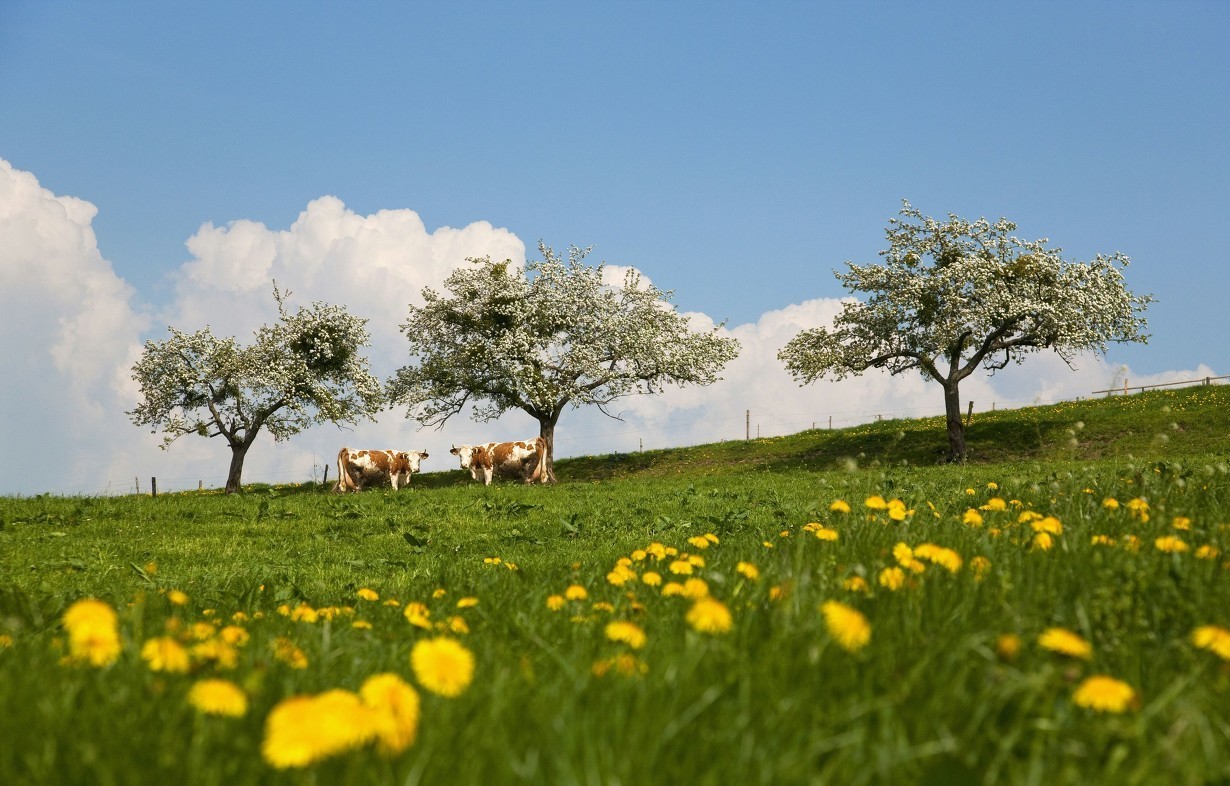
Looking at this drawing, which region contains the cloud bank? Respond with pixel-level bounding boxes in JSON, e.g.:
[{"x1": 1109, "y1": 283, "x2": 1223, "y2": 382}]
[{"x1": 0, "y1": 158, "x2": 1217, "y2": 495}]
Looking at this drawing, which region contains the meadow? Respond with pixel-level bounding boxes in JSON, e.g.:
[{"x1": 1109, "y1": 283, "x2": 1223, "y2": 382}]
[{"x1": 2, "y1": 385, "x2": 1230, "y2": 785}]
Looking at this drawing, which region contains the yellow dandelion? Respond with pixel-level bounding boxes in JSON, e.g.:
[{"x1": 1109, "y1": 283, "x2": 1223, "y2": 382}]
[
  {"x1": 141, "y1": 637, "x2": 190, "y2": 674},
  {"x1": 1031, "y1": 516, "x2": 1063, "y2": 536},
  {"x1": 356, "y1": 588, "x2": 379, "y2": 602},
  {"x1": 1196, "y1": 545, "x2": 1221, "y2": 560},
  {"x1": 886, "y1": 499, "x2": 909, "y2": 522},
  {"x1": 446, "y1": 616, "x2": 469, "y2": 635},
  {"x1": 1126, "y1": 497, "x2": 1150, "y2": 521},
  {"x1": 668, "y1": 560, "x2": 694, "y2": 576},
  {"x1": 272, "y1": 637, "x2": 309, "y2": 669},
  {"x1": 352, "y1": 620, "x2": 373, "y2": 630},
  {"x1": 1192, "y1": 625, "x2": 1230, "y2": 660},
  {"x1": 432, "y1": 588, "x2": 447, "y2": 599},
  {"x1": 987, "y1": 481, "x2": 999, "y2": 490},
  {"x1": 289, "y1": 605, "x2": 319, "y2": 624},
  {"x1": 1032, "y1": 532, "x2": 1055, "y2": 551},
  {"x1": 1091, "y1": 535, "x2": 1116, "y2": 546},
  {"x1": 592, "y1": 601, "x2": 615, "y2": 613},
  {"x1": 1172, "y1": 516, "x2": 1192, "y2": 531},
  {"x1": 166, "y1": 589, "x2": 189, "y2": 606},
  {"x1": 830, "y1": 499, "x2": 851, "y2": 514},
  {"x1": 970, "y1": 555, "x2": 992, "y2": 581},
  {"x1": 878, "y1": 567, "x2": 905, "y2": 591},
  {"x1": 546, "y1": 595, "x2": 566, "y2": 611},
  {"x1": 605, "y1": 621, "x2": 647, "y2": 650},
  {"x1": 704, "y1": 532, "x2": 719, "y2": 544},
  {"x1": 682, "y1": 578, "x2": 710, "y2": 599},
  {"x1": 686, "y1": 597, "x2": 733, "y2": 634},
  {"x1": 995, "y1": 633, "x2": 1021, "y2": 662},
  {"x1": 261, "y1": 691, "x2": 377, "y2": 769},
  {"x1": 1102, "y1": 497, "x2": 1120, "y2": 510},
  {"x1": 768, "y1": 585, "x2": 787, "y2": 602},
  {"x1": 411, "y1": 637, "x2": 475, "y2": 697},
  {"x1": 606, "y1": 565, "x2": 637, "y2": 586},
  {"x1": 188, "y1": 679, "x2": 248, "y2": 717},
  {"x1": 360, "y1": 673, "x2": 420, "y2": 755},
  {"x1": 1123, "y1": 535, "x2": 1141, "y2": 552},
  {"x1": 219, "y1": 625, "x2": 250, "y2": 647},
  {"x1": 963, "y1": 509, "x2": 984, "y2": 527},
  {"x1": 661, "y1": 582, "x2": 686, "y2": 597},
  {"x1": 456, "y1": 597, "x2": 479, "y2": 609},
  {"x1": 980, "y1": 497, "x2": 1007, "y2": 512},
  {"x1": 735, "y1": 562, "x2": 760, "y2": 581},
  {"x1": 646, "y1": 542, "x2": 667, "y2": 561},
  {"x1": 641, "y1": 571, "x2": 663, "y2": 587},
  {"x1": 864, "y1": 495, "x2": 888, "y2": 510},
  {"x1": 687, "y1": 536, "x2": 711, "y2": 550},
  {"x1": 821, "y1": 601, "x2": 870, "y2": 652},
  {"x1": 0, "y1": 634, "x2": 12, "y2": 649},
  {"x1": 564, "y1": 585, "x2": 589, "y2": 601},
  {"x1": 814, "y1": 526, "x2": 839, "y2": 542},
  {"x1": 914, "y1": 543, "x2": 962, "y2": 573},
  {"x1": 630, "y1": 549, "x2": 647, "y2": 561},
  {"x1": 843, "y1": 576, "x2": 870, "y2": 593},
  {"x1": 191, "y1": 639, "x2": 239, "y2": 670},
  {"x1": 1038, "y1": 627, "x2": 1092, "y2": 660},
  {"x1": 62, "y1": 598, "x2": 121, "y2": 668},
  {"x1": 1072, "y1": 675, "x2": 1136, "y2": 714},
  {"x1": 403, "y1": 602, "x2": 432, "y2": 629},
  {"x1": 1154, "y1": 535, "x2": 1189, "y2": 554}
]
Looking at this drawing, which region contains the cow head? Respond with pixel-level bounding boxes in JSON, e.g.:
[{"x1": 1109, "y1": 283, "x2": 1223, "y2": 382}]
[
  {"x1": 401, "y1": 450, "x2": 428, "y2": 474},
  {"x1": 449, "y1": 444, "x2": 475, "y2": 469}
]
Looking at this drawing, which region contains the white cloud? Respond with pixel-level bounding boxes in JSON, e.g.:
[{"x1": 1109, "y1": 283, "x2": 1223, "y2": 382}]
[{"x1": 1, "y1": 156, "x2": 1222, "y2": 495}]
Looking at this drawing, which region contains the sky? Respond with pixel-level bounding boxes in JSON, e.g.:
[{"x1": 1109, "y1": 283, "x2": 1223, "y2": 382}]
[{"x1": 1, "y1": 1, "x2": 1227, "y2": 496}]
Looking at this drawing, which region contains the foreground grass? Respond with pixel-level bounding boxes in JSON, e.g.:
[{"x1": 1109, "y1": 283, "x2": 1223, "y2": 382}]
[{"x1": 2, "y1": 388, "x2": 1230, "y2": 785}]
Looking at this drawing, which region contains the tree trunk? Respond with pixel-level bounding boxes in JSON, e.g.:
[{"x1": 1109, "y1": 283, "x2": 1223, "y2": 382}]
[
  {"x1": 225, "y1": 443, "x2": 250, "y2": 494},
  {"x1": 943, "y1": 382, "x2": 967, "y2": 462},
  {"x1": 537, "y1": 413, "x2": 560, "y2": 484}
]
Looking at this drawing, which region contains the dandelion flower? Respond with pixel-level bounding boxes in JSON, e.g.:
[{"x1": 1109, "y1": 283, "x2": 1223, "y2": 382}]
[
  {"x1": 1192, "y1": 625, "x2": 1230, "y2": 660},
  {"x1": 456, "y1": 597, "x2": 479, "y2": 609},
  {"x1": 166, "y1": 589, "x2": 190, "y2": 606},
  {"x1": 1154, "y1": 535, "x2": 1189, "y2": 554},
  {"x1": 878, "y1": 567, "x2": 905, "y2": 591},
  {"x1": 995, "y1": 633, "x2": 1021, "y2": 662},
  {"x1": 963, "y1": 509, "x2": 984, "y2": 527},
  {"x1": 814, "y1": 526, "x2": 839, "y2": 542},
  {"x1": 1172, "y1": 516, "x2": 1192, "y2": 531},
  {"x1": 864, "y1": 495, "x2": 888, "y2": 510},
  {"x1": 261, "y1": 690, "x2": 377, "y2": 769},
  {"x1": 668, "y1": 560, "x2": 694, "y2": 576},
  {"x1": 141, "y1": 637, "x2": 190, "y2": 674},
  {"x1": 546, "y1": 595, "x2": 566, "y2": 611},
  {"x1": 735, "y1": 562, "x2": 759, "y2": 581},
  {"x1": 682, "y1": 578, "x2": 710, "y2": 600},
  {"x1": 1032, "y1": 517, "x2": 1063, "y2": 536},
  {"x1": 821, "y1": 601, "x2": 870, "y2": 652},
  {"x1": 830, "y1": 499, "x2": 851, "y2": 514},
  {"x1": 843, "y1": 576, "x2": 870, "y2": 593},
  {"x1": 687, "y1": 536, "x2": 711, "y2": 550},
  {"x1": 564, "y1": 585, "x2": 589, "y2": 602},
  {"x1": 605, "y1": 621, "x2": 647, "y2": 650},
  {"x1": 915, "y1": 544, "x2": 962, "y2": 573},
  {"x1": 1102, "y1": 497, "x2": 1120, "y2": 510},
  {"x1": 356, "y1": 588, "x2": 379, "y2": 602},
  {"x1": 411, "y1": 637, "x2": 475, "y2": 697},
  {"x1": 970, "y1": 556, "x2": 992, "y2": 581},
  {"x1": 188, "y1": 679, "x2": 248, "y2": 717},
  {"x1": 641, "y1": 571, "x2": 663, "y2": 587},
  {"x1": 360, "y1": 673, "x2": 420, "y2": 755},
  {"x1": 403, "y1": 602, "x2": 432, "y2": 629},
  {"x1": 1196, "y1": 545, "x2": 1221, "y2": 560},
  {"x1": 980, "y1": 497, "x2": 1007, "y2": 512},
  {"x1": 686, "y1": 597, "x2": 733, "y2": 634},
  {"x1": 1038, "y1": 627, "x2": 1092, "y2": 660},
  {"x1": 1073, "y1": 675, "x2": 1136, "y2": 713},
  {"x1": 886, "y1": 499, "x2": 910, "y2": 521},
  {"x1": 272, "y1": 637, "x2": 309, "y2": 670},
  {"x1": 62, "y1": 598, "x2": 121, "y2": 668},
  {"x1": 1032, "y1": 532, "x2": 1055, "y2": 551}
]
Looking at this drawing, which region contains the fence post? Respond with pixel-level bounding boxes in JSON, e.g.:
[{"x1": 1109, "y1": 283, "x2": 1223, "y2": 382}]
[
  {"x1": 135, "y1": 476, "x2": 139, "y2": 494},
  {"x1": 1124, "y1": 379, "x2": 1129, "y2": 395},
  {"x1": 151, "y1": 477, "x2": 157, "y2": 498},
  {"x1": 965, "y1": 400, "x2": 973, "y2": 427},
  {"x1": 828, "y1": 415, "x2": 832, "y2": 429},
  {"x1": 746, "y1": 410, "x2": 750, "y2": 441},
  {"x1": 199, "y1": 480, "x2": 203, "y2": 491}
]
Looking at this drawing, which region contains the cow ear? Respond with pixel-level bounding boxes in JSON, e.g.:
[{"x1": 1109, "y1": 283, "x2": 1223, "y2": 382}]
[{"x1": 421, "y1": 452, "x2": 429, "y2": 458}]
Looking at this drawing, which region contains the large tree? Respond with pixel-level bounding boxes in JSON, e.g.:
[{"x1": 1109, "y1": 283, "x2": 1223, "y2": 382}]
[
  {"x1": 128, "y1": 288, "x2": 384, "y2": 493},
  {"x1": 387, "y1": 244, "x2": 741, "y2": 482},
  {"x1": 778, "y1": 202, "x2": 1153, "y2": 461}
]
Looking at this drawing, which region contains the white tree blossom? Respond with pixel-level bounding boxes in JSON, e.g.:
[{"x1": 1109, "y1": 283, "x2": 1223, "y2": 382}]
[
  {"x1": 128, "y1": 287, "x2": 384, "y2": 492},
  {"x1": 387, "y1": 243, "x2": 741, "y2": 481},
  {"x1": 778, "y1": 201, "x2": 1154, "y2": 460}
]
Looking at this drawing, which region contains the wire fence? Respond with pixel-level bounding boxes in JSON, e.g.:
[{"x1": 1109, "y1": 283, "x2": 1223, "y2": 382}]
[{"x1": 34, "y1": 374, "x2": 1228, "y2": 498}]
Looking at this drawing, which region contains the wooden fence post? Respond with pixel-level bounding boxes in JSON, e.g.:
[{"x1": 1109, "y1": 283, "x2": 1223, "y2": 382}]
[
  {"x1": 965, "y1": 400, "x2": 973, "y2": 427},
  {"x1": 151, "y1": 477, "x2": 157, "y2": 498}
]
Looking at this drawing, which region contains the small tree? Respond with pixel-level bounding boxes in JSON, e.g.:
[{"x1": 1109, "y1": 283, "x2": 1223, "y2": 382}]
[
  {"x1": 129, "y1": 287, "x2": 384, "y2": 492},
  {"x1": 387, "y1": 244, "x2": 741, "y2": 481},
  {"x1": 778, "y1": 202, "x2": 1153, "y2": 461}
]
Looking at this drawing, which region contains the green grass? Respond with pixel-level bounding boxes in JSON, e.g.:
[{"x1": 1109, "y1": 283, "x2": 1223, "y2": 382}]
[{"x1": 2, "y1": 385, "x2": 1230, "y2": 785}]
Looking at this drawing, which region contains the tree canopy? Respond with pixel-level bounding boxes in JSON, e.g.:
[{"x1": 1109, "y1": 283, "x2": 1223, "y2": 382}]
[
  {"x1": 128, "y1": 288, "x2": 383, "y2": 492},
  {"x1": 387, "y1": 244, "x2": 741, "y2": 481},
  {"x1": 778, "y1": 201, "x2": 1154, "y2": 460}
]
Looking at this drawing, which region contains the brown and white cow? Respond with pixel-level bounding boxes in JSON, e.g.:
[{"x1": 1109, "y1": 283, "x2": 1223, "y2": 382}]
[
  {"x1": 449, "y1": 438, "x2": 546, "y2": 485},
  {"x1": 333, "y1": 447, "x2": 428, "y2": 493}
]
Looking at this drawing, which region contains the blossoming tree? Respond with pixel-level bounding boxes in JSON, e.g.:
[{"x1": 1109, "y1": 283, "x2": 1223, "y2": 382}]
[
  {"x1": 387, "y1": 244, "x2": 741, "y2": 482},
  {"x1": 128, "y1": 288, "x2": 384, "y2": 492},
  {"x1": 778, "y1": 202, "x2": 1153, "y2": 461}
]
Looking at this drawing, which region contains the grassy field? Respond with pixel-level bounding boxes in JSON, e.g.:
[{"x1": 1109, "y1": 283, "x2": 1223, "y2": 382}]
[{"x1": 2, "y1": 385, "x2": 1229, "y2": 785}]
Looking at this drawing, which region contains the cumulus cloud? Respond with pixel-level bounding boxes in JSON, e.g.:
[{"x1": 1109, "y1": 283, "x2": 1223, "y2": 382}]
[
  {"x1": 0, "y1": 159, "x2": 149, "y2": 492},
  {"x1": 1, "y1": 156, "x2": 1221, "y2": 494}
]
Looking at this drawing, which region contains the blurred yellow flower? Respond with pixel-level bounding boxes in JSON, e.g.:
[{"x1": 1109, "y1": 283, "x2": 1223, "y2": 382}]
[
  {"x1": 980, "y1": 497, "x2": 1007, "y2": 512},
  {"x1": 687, "y1": 536, "x2": 711, "y2": 550},
  {"x1": 682, "y1": 578, "x2": 710, "y2": 600},
  {"x1": 668, "y1": 560, "x2": 694, "y2": 576},
  {"x1": 356, "y1": 588, "x2": 379, "y2": 602},
  {"x1": 1102, "y1": 497, "x2": 1120, "y2": 510},
  {"x1": 188, "y1": 679, "x2": 248, "y2": 717},
  {"x1": 1031, "y1": 516, "x2": 1063, "y2": 536},
  {"x1": 686, "y1": 597, "x2": 733, "y2": 634},
  {"x1": 814, "y1": 527, "x2": 839, "y2": 542},
  {"x1": 995, "y1": 633, "x2": 1021, "y2": 662},
  {"x1": 864, "y1": 495, "x2": 888, "y2": 510},
  {"x1": 641, "y1": 571, "x2": 663, "y2": 587},
  {"x1": 1154, "y1": 536, "x2": 1189, "y2": 554},
  {"x1": 411, "y1": 637, "x2": 475, "y2": 697},
  {"x1": 141, "y1": 637, "x2": 190, "y2": 673},
  {"x1": 970, "y1": 556, "x2": 992, "y2": 581},
  {"x1": 843, "y1": 576, "x2": 870, "y2": 594},
  {"x1": 1038, "y1": 627, "x2": 1092, "y2": 660},
  {"x1": 735, "y1": 562, "x2": 759, "y2": 581},
  {"x1": 605, "y1": 621, "x2": 647, "y2": 650},
  {"x1": 565, "y1": 585, "x2": 589, "y2": 601},
  {"x1": 1192, "y1": 625, "x2": 1230, "y2": 660},
  {"x1": 1172, "y1": 516, "x2": 1192, "y2": 531},
  {"x1": 360, "y1": 673, "x2": 420, "y2": 755},
  {"x1": 166, "y1": 590, "x2": 189, "y2": 606},
  {"x1": 1072, "y1": 675, "x2": 1136, "y2": 714},
  {"x1": 1196, "y1": 545, "x2": 1221, "y2": 560},
  {"x1": 830, "y1": 499, "x2": 851, "y2": 514},
  {"x1": 261, "y1": 691, "x2": 376, "y2": 769},
  {"x1": 914, "y1": 544, "x2": 962, "y2": 573},
  {"x1": 272, "y1": 637, "x2": 308, "y2": 670},
  {"x1": 546, "y1": 595, "x2": 566, "y2": 611},
  {"x1": 1126, "y1": 498, "x2": 1150, "y2": 521},
  {"x1": 1032, "y1": 532, "x2": 1055, "y2": 551},
  {"x1": 878, "y1": 567, "x2": 905, "y2": 591},
  {"x1": 963, "y1": 509, "x2": 984, "y2": 527},
  {"x1": 1091, "y1": 535, "x2": 1116, "y2": 546},
  {"x1": 403, "y1": 603, "x2": 432, "y2": 629},
  {"x1": 456, "y1": 597, "x2": 479, "y2": 609},
  {"x1": 886, "y1": 499, "x2": 910, "y2": 522},
  {"x1": 821, "y1": 601, "x2": 870, "y2": 652},
  {"x1": 62, "y1": 598, "x2": 121, "y2": 668}
]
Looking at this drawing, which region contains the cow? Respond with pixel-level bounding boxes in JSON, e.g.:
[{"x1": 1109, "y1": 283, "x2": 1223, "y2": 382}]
[
  {"x1": 333, "y1": 448, "x2": 428, "y2": 493},
  {"x1": 449, "y1": 438, "x2": 546, "y2": 485}
]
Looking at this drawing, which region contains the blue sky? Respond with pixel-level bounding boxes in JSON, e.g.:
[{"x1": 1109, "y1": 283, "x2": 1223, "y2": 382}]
[{"x1": 1, "y1": 2, "x2": 1227, "y2": 494}]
